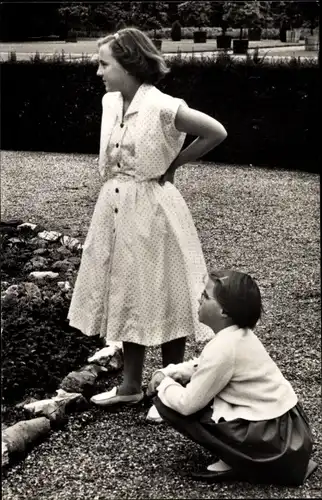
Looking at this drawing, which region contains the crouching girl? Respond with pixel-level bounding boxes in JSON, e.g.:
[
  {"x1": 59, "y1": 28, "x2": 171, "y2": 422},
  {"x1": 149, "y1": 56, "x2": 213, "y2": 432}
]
[{"x1": 148, "y1": 270, "x2": 317, "y2": 485}]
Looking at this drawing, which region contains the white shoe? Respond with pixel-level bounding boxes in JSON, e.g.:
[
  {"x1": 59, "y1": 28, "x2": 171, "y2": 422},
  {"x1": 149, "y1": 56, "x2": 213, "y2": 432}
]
[
  {"x1": 90, "y1": 386, "x2": 144, "y2": 407},
  {"x1": 146, "y1": 404, "x2": 163, "y2": 424}
]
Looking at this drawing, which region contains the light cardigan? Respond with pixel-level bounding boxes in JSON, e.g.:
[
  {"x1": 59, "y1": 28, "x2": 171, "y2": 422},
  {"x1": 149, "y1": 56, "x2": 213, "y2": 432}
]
[{"x1": 156, "y1": 325, "x2": 298, "y2": 422}]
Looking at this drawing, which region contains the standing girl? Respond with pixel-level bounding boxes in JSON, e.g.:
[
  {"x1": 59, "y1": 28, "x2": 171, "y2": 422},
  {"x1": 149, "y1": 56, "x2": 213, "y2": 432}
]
[{"x1": 67, "y1": 27, "x2": 227, "y2": 421}]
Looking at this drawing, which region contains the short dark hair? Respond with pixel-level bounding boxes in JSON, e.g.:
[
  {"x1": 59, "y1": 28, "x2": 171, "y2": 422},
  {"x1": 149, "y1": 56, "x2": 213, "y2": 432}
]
[
  {"x1": 209, "y1": 270, "x2": 263, "y2": 329},
  {"x1": 97, "y1": 27, "x2": 170, "y2": 85}
]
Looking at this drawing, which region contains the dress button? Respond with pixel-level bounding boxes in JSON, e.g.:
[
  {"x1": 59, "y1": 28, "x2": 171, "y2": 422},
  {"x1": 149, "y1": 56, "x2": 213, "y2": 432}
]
[
  {"x1": 115, "y1": 208, "x2": 118, "y2": 213},
  {"x1": 115, "y1": 188, "x2": 119, "y2": 193},
  {"x1": 120, "y1": 123, "x2": 124, "y2": 128},
  {"x1": 116, "y1": 143, "x2": 119, "y2": 148},
  {"x1": 117, "y1": 162, "x2": 121, "y2": 168}
]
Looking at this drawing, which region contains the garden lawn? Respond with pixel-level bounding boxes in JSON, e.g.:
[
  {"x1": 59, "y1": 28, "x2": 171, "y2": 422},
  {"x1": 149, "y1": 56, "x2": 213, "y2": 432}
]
[
  {"x1": 1, "y1": 150, "x2": 321, "y2": 499},
  {"x1": 0, "y1": 38, "x2": 305, "y2": 55}
]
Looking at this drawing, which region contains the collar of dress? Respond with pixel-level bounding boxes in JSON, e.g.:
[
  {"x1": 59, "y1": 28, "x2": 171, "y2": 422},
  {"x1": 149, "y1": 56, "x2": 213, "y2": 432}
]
[
  {"x1": 117, "y1": 82, "x2": 154, "y2": 119},
  {"x1": 98, "y1": 83, "x2": 160, "y2": 177}
]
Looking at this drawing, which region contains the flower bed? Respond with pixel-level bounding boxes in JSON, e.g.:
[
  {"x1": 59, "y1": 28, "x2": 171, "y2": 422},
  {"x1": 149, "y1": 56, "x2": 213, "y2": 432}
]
[{"x1": 1, "y1": 220, "x2": 106, "y2": 427}]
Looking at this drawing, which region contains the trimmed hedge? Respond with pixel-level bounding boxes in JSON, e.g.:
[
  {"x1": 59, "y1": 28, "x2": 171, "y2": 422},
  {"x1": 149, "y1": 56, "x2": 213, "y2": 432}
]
[
  {"x1": 0, "y1": 56, "x2": 319, "y2": 171},
  {"x1": 70, "y1": 27, "x2": 312, "y2": 41}
]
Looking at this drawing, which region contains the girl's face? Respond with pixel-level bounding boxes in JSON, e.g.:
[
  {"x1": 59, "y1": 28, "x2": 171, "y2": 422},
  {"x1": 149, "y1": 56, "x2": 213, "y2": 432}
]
[
  {"x1": 97, "y1": 43, "x2": 129, "y2": 93},
  {"x1": 198, "y1": 277, "x2": 225, "y2": 329}
]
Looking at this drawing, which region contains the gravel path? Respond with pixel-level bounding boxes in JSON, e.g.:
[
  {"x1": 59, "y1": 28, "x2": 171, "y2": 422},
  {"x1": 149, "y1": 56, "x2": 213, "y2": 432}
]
[{"x1": 1, "y1": 151, "x2": 321, "y2": 499}]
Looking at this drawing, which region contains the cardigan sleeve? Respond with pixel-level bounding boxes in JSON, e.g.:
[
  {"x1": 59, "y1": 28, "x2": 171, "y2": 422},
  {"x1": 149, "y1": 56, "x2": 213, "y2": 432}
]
[
  {"x1": 152, "y1": 357, "x2": 200, "y2": 385},
  {"x1": 157, "y1": 335, "x2": 235, "y2": 416}
]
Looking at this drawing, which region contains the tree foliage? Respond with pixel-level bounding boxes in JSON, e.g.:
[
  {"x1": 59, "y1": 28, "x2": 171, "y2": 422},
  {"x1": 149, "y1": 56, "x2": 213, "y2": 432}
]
[
  {"x1": 130, "y1": 1, "x2": 169, "y2": 32},
  {"x1": 177, "y1": 1, "x2": 212, "y2": 28},
  {"x1": 222, "y1": 1, "x2": 268, "y2": 33},
  {"x1": 268, "y1": 1, "x2": 319, "y2": 30},
  {"x1": 0, "y1": 1, "x2": 319, "y2": 41}
]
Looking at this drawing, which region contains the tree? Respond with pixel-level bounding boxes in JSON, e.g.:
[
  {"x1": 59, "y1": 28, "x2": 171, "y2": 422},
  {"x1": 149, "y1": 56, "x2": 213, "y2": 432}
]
[
  {"x1": 0, "y1": 2, "x2": 61, "y2": 41},
  {"x1": 207, "y1": 1, "x2": 230, "y2": 35},
  {"x1": 57, "y1": 2, "x2": 132, "y2": 35},
  {"x1": 222, "y1": 1, "x2": 267, "y2": 38},
  {"x1": 130, "y1": 2, "x2": 169, "y2": 37},
  {"x1": 295, "y1": 1, "x2": 320, "y2": 34},
  {"x1": 58, "y1": 3, "x2": 90, "y2": 37},
  {"x1": 177, "y1": 1, "x2": 212, "y2": 29},
  {"x1": 269, "y1": 1, "x2": 304, "y2": 31}
]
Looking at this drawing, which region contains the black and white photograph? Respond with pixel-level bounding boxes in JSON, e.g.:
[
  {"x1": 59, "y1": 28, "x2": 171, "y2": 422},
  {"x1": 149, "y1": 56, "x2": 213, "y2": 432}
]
[{"x1": 1, "y1": 1, "x2": 320, "y2": 498}]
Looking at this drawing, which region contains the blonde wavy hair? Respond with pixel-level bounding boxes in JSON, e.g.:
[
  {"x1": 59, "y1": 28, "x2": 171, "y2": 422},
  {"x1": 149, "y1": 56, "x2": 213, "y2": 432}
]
[{"x1": 97, "y1": 27, "x2": 170, "y2": 84}]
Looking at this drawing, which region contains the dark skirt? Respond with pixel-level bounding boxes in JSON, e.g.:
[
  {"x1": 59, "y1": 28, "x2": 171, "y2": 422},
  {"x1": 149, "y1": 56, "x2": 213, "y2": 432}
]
[{"x1": 154, "y1": 397, "x2": 315, "y2": 486}]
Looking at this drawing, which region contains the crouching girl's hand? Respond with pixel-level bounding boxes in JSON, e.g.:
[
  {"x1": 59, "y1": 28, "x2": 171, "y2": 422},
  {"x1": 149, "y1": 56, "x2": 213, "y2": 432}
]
[{"x1": 146, "y1": 371, "x2": 166, "y2": 397}]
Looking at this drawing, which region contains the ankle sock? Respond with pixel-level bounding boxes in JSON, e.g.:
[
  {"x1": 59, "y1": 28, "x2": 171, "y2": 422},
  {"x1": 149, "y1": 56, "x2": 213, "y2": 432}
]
[{"x1": 207, "y1": 459, "x2": 232, "y2": 472}]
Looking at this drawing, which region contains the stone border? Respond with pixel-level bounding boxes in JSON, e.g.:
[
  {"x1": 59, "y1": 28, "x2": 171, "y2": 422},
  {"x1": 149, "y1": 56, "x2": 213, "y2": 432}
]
[{"x1": 1, "y1": 220, "x2": 123, "y2": 469}]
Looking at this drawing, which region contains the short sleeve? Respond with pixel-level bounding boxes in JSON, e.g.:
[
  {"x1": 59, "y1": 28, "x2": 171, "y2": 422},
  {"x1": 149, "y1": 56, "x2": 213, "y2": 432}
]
[{"x1": 159, "y1": 94, "x2": 188, "y2": 149}]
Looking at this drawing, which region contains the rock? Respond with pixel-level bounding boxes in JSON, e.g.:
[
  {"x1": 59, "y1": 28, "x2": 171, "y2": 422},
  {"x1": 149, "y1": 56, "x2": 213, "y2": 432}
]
[
  {"x1": 33, "y1": 248, "x2": 48, "y2": 256},
  {"x1": 56, "y1": 245, "x2": 72, "y2": 258},
  {"x1": 53, "y1": 389, "x2": 88, "y2": 413},
  {"x1": 16, "y1": 397, "x2": 39, "y2": 409},
  {"x1": 90, "y1": 342, "x2": 124, "y2": 372},
  {"x1": 8, "y1": 237, "x2": 24, "y2": 245},
  {"x1": 31, "y1": 256, "x2": 48, "y2": 266},
  {"x1": 22, "y1": 391, "x2": 88, "y2": 424},
  {"x1": 38, "y1": 231, "x2": 62, "y2": 242},
  {"x1": 52, "y1": 259, "x2": 73, "y2": 272},
  {"x1": 23, "y1": 262, "x2": 34, "y2": 273},
  {"x1": 2, "y1": 417, "x2": 51, "y2": 457},
  {"x1": 60, "y1": 364, "x2": 107, "y2": 394},
  {"x1": 29, "y1": 271, "x2": 59, "y2": 280},
  {"x1": 0, "y1": 226, "x2": 18, "y2": 236},
  {"x1": 57, "y1": 281, "x2": 71, "y2": 291},
  {"x1": 50, "y1": 292, "x2": 65, "y2": 304},
  {"x1": 67, "y1": 256, "x2": 81, "y2": 267},
  {"x1": 2, "y1": 282, "x2": 42, "y2": 303},
  {"x1": 1, "y1": 281, "x2": 9, "y2": 291},
  {"x1": 2, "y1": 285, "x2": 19, "y2": 298},
  {"x1": 60, "y1": 235, "x2": 83, "y2": 250},
  {"x1": 22, "y1": 282, "x2": 42, "y2": 300},
  {"x1": 0, "y1": 218, "x2": 24, "y2": 227},
  {"x1": 1, "y1": 283, "x2": 41, "y2": 306},
  {"x1": 23, "y1": 399, "x2": 66, "y2": 423},
  {"x1": 2, "y1": 441, "x2": 9, "y2": 467},
  {"x1": 27, "y1": 256, "x2": 49, "y2": 271},
  {"x1": 29, "y1": 237, "x2": 48, "y2": 248},
  {"x1": 17, "y1": 222, "x2": 38, "y2": 231},
  {"x1": 88, "y1": 344, "x2": 123, "y2": 372},
  {"x1": 107, "y1": 350, "x2": 123, "y2": 371}
]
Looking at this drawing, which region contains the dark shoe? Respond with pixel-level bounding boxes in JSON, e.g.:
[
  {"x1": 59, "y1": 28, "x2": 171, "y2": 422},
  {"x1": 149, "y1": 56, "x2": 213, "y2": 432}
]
[{"x1": 191, "y1": 468, "x2": 239, "y2": 483}]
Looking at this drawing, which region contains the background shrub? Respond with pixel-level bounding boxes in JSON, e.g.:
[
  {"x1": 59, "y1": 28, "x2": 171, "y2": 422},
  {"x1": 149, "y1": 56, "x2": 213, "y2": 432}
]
[
  {"x1": 0, "y1": 56, "x2": 318, "y2": 171},
  {"x1": 56, "y1": 26, "x2": 311, "y2": 40},
  {"x1": 171, "y1": 20, "x2": 182, "y2": 41},
  {"x1": 129, "y1": 27, "x2": 310, "y2": 40}
]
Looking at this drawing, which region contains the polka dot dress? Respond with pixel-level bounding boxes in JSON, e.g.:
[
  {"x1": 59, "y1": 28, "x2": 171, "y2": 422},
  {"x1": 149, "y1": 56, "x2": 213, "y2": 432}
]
[{"x1": 68, "y1": 84, "x2": 213, "y2": 345}]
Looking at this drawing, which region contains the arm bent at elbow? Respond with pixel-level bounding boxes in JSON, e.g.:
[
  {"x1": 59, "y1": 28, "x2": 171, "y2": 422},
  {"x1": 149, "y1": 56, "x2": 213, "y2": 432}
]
[{"x1": 175, "y1": 105, "x2": 227, "y2": 145}]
